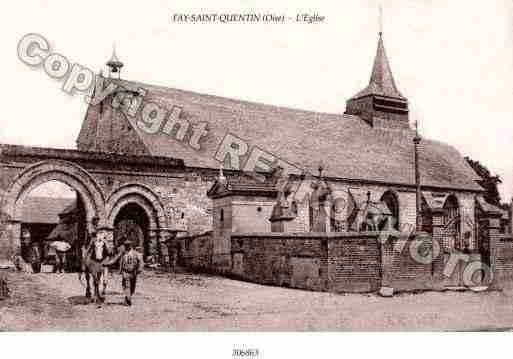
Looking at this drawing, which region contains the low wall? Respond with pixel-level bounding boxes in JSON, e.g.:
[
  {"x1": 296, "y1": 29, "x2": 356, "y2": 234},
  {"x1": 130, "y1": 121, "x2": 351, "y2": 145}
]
[
  {"x1": 381, "y1": 233, "x2": 441, "y2": 292},
  {"x1": 495, "y1": 235, "x2": 513, "y2": 286},
  {"x1": 182, "y1": 230, "x2": 513, "y2": 294},
  {"x1": 231, "y1": 232, "x2": 391, "y2": 293},
  {"x1": 327, "y1": 234, "x2": 381, "y2": 292},
  {"x1": 230, "y1": 232, "x2": 446, "y2": 293},
  {"x1": 231, "y1": 233, "x2": 329, "y2": 291}
]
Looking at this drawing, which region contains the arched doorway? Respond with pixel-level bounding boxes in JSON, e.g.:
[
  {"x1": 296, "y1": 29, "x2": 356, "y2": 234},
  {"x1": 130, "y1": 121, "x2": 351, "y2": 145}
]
[
  {"x1": 380, "y1": 190, "x2": 400, "y2": 230},
  {"x1": 20, "y1": 180, "x2": 88, "y2": 271},
  {"x1": 105, "y1": 183, "x2": 167, "y2": 261},
  {"x1": 3, "y1": 160, "x2": 105, "y2": 264},
  {"x1": 443, "y1": 194, "x2": 461, "y2": 250},
  {"x1": 113, "y1": 203, "x2": 150, "y2": 258}
]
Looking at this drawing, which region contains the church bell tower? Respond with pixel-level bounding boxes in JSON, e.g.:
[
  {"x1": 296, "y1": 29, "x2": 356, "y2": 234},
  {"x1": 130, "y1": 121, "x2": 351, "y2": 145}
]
[{"x1": 345, "y1": 31, "x2": 409, "y2": 129}]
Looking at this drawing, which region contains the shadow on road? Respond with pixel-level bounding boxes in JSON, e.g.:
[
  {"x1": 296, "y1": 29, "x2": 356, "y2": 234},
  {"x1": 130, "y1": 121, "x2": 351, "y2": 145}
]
[{"x1": 68, "y1": 296, "x2": 91, "y2": 305}]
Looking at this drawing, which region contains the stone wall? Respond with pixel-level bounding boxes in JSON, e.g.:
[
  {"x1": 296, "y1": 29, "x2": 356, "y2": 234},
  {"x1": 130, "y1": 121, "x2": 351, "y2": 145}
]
[
  {"x1": 231, "y1": 233, "x2": 328, "y2": 291},
  {"x1": 181, "y1": 231, "x2": 213, "y2": 271},
  {"x1": 0, "y1": 187, "x2": 15, "y2": 261},
  {"x1": 0, "y1": 146, "x2": 215, "y2": 237},
  {"x1": 87, "y1": 169, "x2": 215, "y2": 235}
]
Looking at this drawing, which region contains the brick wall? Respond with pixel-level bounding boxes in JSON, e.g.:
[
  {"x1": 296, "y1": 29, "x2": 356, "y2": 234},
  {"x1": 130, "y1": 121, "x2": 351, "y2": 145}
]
[
  {"x1": 229, "y1": 232, "x2": 448, "y2": 294},
  {"x1": 230, "y1": 232, "x2": 385, "y2": 293},
  {"x1": 494, "y1": 235, "x2": 513, "y2": 286},
  {"x1": 327, "y1": 234, "x2": 381, "y2": 292},
  {"x1": 381, "y1": 234, "x2": 440, "y2": 292}
]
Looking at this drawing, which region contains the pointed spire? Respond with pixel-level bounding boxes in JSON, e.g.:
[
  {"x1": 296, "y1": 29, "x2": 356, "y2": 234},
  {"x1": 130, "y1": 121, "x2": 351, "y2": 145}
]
[
  {"x1": 345, "y1": 10, "x2": 409, "y2": 128},
  {"x1": 352, "y1": 34, "x2": 405, "y2": 100},
  {"x1": 106, "y1": 43, "x2": 124, "y2": 77}
]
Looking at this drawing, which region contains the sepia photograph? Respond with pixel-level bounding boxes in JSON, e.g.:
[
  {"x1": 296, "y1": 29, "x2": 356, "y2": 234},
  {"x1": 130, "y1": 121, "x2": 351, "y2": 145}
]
[{"x1": 1, "y1": 0, "x2": 513, "y2": 356}]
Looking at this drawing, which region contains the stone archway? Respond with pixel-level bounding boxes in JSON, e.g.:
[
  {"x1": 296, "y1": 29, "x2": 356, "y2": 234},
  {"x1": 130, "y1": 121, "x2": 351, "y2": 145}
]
[
  {"x1": 105, "y1": 183, "x2": 167, "y2": 229},
  {"x1": 105, "y1": 183, "x2": 167, "y2": 259},
  {"x1": 1, "y1": 160, "x2": 106, "y2": 258}
]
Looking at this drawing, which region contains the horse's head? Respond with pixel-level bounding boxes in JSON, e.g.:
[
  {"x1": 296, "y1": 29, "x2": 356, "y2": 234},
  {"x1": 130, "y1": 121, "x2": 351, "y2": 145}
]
[{"x1": 92, "y1": 238, "x2": 107, "y2": 261}]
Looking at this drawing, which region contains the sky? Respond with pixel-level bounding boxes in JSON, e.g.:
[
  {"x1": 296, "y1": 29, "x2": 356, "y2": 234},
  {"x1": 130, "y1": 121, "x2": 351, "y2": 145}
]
[{"x1": 0, "y1": 0, "x2": 512, "y2": 201}]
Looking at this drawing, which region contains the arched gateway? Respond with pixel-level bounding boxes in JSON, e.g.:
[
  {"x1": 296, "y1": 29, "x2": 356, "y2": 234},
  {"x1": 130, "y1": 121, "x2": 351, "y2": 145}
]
[
  {"x1": 4, "y1": 160, "x2": 106, "y2": 229},
  {"x1": 1, "y1": 160, "x2": 106, "y2": 258},
  {"x1": 0, "y1": 145, "x2": 191, "y2": 263}
]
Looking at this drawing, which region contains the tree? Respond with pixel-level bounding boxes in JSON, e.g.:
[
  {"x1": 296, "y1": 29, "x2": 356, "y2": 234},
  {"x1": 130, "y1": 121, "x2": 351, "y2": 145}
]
[{"x1": 464, "y1": 157, "x2": 502, "y2": 206}]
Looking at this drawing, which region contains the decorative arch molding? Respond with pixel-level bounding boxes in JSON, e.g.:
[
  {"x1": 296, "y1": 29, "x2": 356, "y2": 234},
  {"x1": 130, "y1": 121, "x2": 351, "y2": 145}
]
[
  {"x1": 105, "y1": 183, "x2": 167, "y2": 229},
  {"x1": 3, "y1": 160, "x2": 106, "y2": 227},
  {"x1": 443, "y1": 193, "x2": 461, "y2": 210}
]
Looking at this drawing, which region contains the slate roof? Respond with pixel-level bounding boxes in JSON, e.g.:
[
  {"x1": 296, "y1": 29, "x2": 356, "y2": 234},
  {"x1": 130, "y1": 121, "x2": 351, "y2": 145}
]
[
  {"x1": 108, "y1": 77, "x2": 482, "y2": 192},
  {"x1": 94, "y1": 34, "x2": 482, "y2": 193},
  {"x1": 22, "y1": 197, "x2": 75, "y2": 224},
  {"x1": 207, "y1": 171, "x2": 278, "y2": 199},
  {"x1": 475, "y1": 196, "x2": 506, "y2": 216}
]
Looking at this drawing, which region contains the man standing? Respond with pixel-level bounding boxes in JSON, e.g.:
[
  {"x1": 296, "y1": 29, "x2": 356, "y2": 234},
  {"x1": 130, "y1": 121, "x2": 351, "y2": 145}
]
[
  {"x1": 119, "y1": 240, "x2": 142, "y2": 306},
  {"x1": 54, "y1": 249, "x2": 66, "y2": 273},
  {"x1": 30, "y1": 242, "x2": 41, "y2": 273}
]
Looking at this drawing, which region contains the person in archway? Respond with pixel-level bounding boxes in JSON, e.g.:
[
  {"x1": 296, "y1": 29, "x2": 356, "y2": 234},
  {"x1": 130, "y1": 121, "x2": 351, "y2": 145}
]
[
  {"x1": 30, "y1": 241, "x2": 42, "y2": 273},
  {"x1": 119, "y1": 239, "x2": 142, "y2": 306},
  {"x1": 53, "y1": 248, "x2": 67, "y2": 274}
]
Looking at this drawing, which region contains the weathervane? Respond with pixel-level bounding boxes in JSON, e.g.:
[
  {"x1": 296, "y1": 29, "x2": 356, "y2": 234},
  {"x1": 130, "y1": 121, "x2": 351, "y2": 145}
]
[{"x1": 379, "y1": 3, "x2": 383, "y2": 36}]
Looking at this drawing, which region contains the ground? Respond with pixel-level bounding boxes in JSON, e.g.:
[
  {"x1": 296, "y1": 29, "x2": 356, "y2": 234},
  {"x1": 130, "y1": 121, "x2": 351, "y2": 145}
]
[{"x1": 1, "y1": 267, "x2": 513, "y2": 331}]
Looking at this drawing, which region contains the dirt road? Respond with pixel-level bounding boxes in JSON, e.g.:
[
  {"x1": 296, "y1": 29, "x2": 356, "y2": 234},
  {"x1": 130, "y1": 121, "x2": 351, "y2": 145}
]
[{"x1": 1, "y1": 268, "x2": 513, "y2": 331}]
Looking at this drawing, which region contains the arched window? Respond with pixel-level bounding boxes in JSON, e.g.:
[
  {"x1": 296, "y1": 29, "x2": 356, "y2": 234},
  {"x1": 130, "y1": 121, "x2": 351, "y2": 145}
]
[
  {"x1": 380, "y1": 191, "x2": 400, "y2": 230},
  {"x1": 330, "y1": 197, "x2": 346, "y2": 232},
  {"x1": 443, "y1": 194, "x2": 461, "y2": 250}
]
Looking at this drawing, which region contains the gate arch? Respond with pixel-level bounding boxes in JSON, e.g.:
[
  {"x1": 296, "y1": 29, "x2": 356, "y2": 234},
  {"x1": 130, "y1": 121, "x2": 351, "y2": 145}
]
[
  {"x1": 105, "y1": 183, "x2": 167, "y2": 230},
  {"x1": 3, "y1": 160, "x2": 106, "y2": 229}
]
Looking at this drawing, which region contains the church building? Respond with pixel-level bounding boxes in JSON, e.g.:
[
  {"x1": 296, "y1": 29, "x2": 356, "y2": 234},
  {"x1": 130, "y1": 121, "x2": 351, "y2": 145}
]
[{"x1": 1, "y1": 30, "x2": 511, "y2": 293}]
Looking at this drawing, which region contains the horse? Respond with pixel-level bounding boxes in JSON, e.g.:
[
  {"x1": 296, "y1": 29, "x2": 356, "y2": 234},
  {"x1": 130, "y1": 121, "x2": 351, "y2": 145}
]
[{"x1": 78, "y1": 237, "x2": 112, "y2": 306}]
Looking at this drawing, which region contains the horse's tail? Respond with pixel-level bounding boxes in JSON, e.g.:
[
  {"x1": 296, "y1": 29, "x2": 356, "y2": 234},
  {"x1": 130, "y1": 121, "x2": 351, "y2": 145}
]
[{"x1": 77, "y1": 245, "x2": 87, "y2": 288}]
